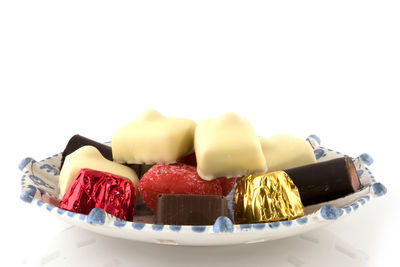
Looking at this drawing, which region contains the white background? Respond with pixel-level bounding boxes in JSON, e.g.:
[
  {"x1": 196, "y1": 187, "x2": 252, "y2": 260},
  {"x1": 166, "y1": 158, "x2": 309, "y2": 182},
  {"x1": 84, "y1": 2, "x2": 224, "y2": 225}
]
[{"x1": 1, "y1": 1, "x2": 399, "y2": 266}]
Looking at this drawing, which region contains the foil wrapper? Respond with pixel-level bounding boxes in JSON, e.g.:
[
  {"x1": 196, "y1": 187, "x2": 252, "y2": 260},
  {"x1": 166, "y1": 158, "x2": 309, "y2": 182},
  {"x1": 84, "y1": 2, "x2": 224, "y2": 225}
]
[
  {"x1": 59, "y1": 168, "x2": 136, "y2": 221},
  {"x1": 235, "y1": 171, "x2": 304, "y2": 224}
]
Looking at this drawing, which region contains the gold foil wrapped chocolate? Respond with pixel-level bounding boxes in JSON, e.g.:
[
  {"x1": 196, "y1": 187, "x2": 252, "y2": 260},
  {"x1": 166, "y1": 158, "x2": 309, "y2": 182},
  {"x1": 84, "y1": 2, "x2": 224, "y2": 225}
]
[{"x1": 235, "y1": 171, "x2": 305, "y2": 224}]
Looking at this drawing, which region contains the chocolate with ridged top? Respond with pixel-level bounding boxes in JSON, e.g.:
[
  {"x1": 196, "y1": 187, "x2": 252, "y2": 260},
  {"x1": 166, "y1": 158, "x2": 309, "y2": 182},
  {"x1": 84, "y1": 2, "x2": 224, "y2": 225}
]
[
  {"x1": 156, "y1": 194, "x2": 228, "y2": 225},
  {"x1": 60, "y1": 135, "x2": 112, "y2": 168},
  {"x1": 284, "y1": 157, "x2": 360, "y2": 206}
]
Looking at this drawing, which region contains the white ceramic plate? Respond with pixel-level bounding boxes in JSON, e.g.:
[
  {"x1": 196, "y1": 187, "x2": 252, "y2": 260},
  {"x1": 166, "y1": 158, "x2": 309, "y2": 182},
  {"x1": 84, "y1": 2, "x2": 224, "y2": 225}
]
[{"x1": 19, "y1": 135, "x2": 387, "y2": 246}]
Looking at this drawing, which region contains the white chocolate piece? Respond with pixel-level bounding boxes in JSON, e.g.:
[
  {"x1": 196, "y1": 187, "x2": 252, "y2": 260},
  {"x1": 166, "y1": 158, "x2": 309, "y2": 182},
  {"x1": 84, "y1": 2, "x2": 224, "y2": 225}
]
[
  {"x1": 112, "y1": 110, "x2": 197, "y2": 164},
  {"x1": 195, "y1": 112, "x2": 268, "y2": 180},
  {"x1": 260, "y1": 134, "x2": 316, "y2": 172},
  {"x1": 59, "y1": 146, "x2": 139, "y2": 198}
]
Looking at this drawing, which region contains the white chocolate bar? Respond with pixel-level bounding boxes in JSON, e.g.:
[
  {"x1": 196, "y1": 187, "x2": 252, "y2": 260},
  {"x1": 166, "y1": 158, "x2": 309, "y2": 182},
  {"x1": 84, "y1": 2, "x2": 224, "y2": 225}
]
[
  {"x1": 195, "y1": 112, "x2": 268, "y2": 180},
  {"x1": 112, "y1": 110, "x2": 196, "y2": 164},
  {"x1": 59, "y1": 146, "x2": 139, "y2": 198},
  {"x1": 260, "y1": 134, "x2": 316, "y2": 172}
]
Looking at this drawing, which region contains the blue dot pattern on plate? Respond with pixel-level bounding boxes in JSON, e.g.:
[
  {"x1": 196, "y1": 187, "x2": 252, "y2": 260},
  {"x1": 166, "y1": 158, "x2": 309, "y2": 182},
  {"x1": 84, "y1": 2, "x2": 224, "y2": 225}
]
[
  {"x1": 360, "y1": 153, "x2": 374, "y2": 166},
  {"x1": 213, "y1": 216, "x2": 234, "y2": 233},
  {"x1": 314, "y1": 149, "x2": 325, "y2": 159},
  {"x1": 320, "y1": 205, "x2": 341, "y2": 220},
  {"x1": 46, "y1": 204, "x2": 54, "y2": 211},
  {"x1": 29, "y1": 175, "x2": 55, "y2": 190},
  {"x1": 37, "y1": 200, "x2": 44, "y2": 207},
  {"x1": 79, "y1": 214, "x2": 87, "y2": 221},
  {"x1": 169, "y1": 225, "x2": 182, "y2": 232},
  {"x1": 240, "y1": 224, "x2": 252, "y2": 230},
  {"x1": 57, "y1": 208, "x2": 67, "y2": 215},
  {"x1": 65, "y1": 211, "x2": 76, "y2": 218},
  {"x1": 252, "y1": 223, "x2": 266, "y2": 230},
  {"x1": 18, "y1": 157, "x2": 34, "y2": 171},
  {"x1": 114, "y1": 219, "x2": 127, "y2": 228},
  {"x1": 351, "y1": 203, "x2": 359, "y2": 211},
  {"x1": 268, "y1": 222, "x2": 280, "y2": 229},
  {"x1": 132, "y1": 223, "x2": 145, "y2": 230},
  {"x1": 39, "y1": 164, "x2": 59, "y2": 175},
  {"x1": 281, "y1": 221, "x2": 292, "y2": 227},
  {"x1": 20, "y1": 185, "x2": 37, "y2": 203},
  {"x1": 372, "y1": 182, "x2": 387, "y2": 196},
  {"x1": 338, "y1": 209, "x2": 344, "y2": 216},
  {"x1": 152, "y1": 224, "x2": 164, "y2": 231},
  {"x1": 357, "y1": 170, "x2": 363, "y2": 177},
  {"x1": 344, "y1": 206, "x2": 352, "y2": 214},
  {"x1": 87, "y1": 208, "x2": 106, "y2": 225},
  {"x1": 192, "y1": 226, "x2": 206, "y2": 233},
  {"x1": 296, "y1": 217, "x2": 308, "y2": 224}
]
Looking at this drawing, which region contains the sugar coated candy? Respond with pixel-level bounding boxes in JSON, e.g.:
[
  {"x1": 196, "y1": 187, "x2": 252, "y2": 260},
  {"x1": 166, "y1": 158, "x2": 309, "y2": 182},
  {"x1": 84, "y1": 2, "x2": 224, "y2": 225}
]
[{"x1": 139, "y1": 164, "x2": 234, "y2": 212}]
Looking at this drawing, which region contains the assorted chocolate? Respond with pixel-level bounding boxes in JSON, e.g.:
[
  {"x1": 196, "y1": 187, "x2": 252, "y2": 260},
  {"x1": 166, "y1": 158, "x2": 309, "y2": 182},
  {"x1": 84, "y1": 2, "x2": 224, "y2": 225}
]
[
  {"x1": 284, "y1": 156, "x2": 360, "y2": 206},
  {"x1": 195, "y1": 112, "x2": 267, "y2": 180},
  {"x1": 112, "y1": 110, "x2": 196, "y2": 164},
  {"x1": 234, "y1": 157, "x2": 360, "y2": 223},
  {"x1": 56, "y1": 110, "x2": 362, "y2": 226},
  {"x1": 138, "y1": 164, "x2": 227, "y2": 213},
  {"x1": 59, "y1": 168, "x2": 136, "y2": 221},
  {"x1": 260, "y1": 134, "x2": 316, "y2": 172},
  {"x1": 60, "y1": 134, "x2": 113, "y2": 169},
  {"x1": 156, "y1": 194, "x2": 228, "y2": 225},
  {"x1": 59, "y1": 146, "x2": 139, "y2": 198},
  {"x1": 235, "y1": 171, "x2": 304, "y2": 224}
]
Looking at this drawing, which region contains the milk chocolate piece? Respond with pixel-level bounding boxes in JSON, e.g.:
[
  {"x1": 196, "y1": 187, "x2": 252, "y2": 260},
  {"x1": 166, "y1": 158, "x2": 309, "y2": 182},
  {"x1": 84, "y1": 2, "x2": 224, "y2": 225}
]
[
  {"x1": 156, "y1": 194, "x2": 228, "y2": 225},
  {"x1": 260, "y1": 134, "x2": 316, "y2": 172},
  {"x1": 60, "y1": 135, "x2": 112, "y2": 169},
  {"x1": 195, "y1": 112, "x2": 267, "y2": 180},
  {"x1": 284, "y1": 157, "x2": 360, "y2": 206},
  {"x1": 112, "y1": 110, "x2": 197, "y2": 164}
]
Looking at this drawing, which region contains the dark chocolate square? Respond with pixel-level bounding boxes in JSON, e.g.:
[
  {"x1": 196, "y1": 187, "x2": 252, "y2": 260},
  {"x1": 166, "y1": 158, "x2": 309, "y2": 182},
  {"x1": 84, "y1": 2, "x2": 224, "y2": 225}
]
[{"x1": 156, "y1": 194, "x2": 227, "y2": 225}]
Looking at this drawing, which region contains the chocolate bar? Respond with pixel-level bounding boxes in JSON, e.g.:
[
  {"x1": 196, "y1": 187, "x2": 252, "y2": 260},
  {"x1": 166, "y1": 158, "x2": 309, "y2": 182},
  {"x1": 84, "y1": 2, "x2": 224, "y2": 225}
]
[
  {"x1": 156, "y1": 194, "x2": 228, "y2": 225},
  {"x1": 60, "y1": 135, "x2": 112, "y2": 168},
  {"x1": 285, "y1": 156, "x2": 360, "y2": 206}
]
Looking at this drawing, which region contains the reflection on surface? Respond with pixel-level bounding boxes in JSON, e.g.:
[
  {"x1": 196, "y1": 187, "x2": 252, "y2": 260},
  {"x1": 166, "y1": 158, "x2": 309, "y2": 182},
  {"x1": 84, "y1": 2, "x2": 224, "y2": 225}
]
[{"x1": 25, "y1": 225, "x2": 371, "y2": 267}]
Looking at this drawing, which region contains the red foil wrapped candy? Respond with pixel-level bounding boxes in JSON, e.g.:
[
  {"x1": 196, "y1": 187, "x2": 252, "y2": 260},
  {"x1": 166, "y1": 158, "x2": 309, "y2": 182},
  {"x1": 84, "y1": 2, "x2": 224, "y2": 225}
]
[{"x1": 59, "y1": 168, "x2": 136, "y2": 221}]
